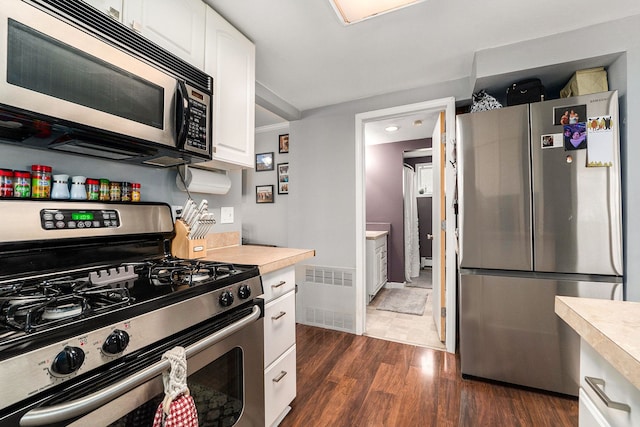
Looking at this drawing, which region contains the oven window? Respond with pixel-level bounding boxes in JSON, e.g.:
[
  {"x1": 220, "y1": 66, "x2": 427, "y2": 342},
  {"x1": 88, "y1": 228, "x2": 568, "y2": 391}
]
[
  {"x1": 108, "y1": 347, "x2": 244, "y2": 427},
  {"x1": 7, "y1": 19, "x2": 164, "y2": 129}
]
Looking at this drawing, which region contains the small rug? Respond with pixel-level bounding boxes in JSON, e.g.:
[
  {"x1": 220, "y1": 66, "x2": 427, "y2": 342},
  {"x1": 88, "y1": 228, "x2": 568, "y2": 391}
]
[{"x1": 376, "y1": 288, "x2": 429, "y2": 316}]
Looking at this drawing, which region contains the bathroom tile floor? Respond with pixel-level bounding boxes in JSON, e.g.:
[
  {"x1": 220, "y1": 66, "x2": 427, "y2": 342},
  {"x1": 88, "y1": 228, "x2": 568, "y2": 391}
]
[{"x1": 365, "y1": 268, "x2": 446, "y2": 351}]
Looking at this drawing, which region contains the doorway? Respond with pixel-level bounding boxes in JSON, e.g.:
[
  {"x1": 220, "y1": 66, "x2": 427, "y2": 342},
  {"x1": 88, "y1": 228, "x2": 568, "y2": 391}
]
[{"x1": 355, "y1": 98, "x2": 457, "y2": 353}]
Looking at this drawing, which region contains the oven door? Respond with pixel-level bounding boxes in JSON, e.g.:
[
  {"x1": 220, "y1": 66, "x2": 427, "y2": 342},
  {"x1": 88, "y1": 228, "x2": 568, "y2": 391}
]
[{"x1": 15, "y1": 303, "x2": 265, "y2": 427}]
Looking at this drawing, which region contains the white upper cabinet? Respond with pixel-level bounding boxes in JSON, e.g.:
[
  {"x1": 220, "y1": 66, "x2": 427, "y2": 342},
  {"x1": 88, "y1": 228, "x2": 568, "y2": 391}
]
[
  {"x1": 81, "y1": 0, "x2": 124, "y2": 21},
  {"x1": 204, "y1": 6, "x2": 256, "y2": 169},
  {"x1": 123, "y1": 0, "x2": 206, "y2": 70}
]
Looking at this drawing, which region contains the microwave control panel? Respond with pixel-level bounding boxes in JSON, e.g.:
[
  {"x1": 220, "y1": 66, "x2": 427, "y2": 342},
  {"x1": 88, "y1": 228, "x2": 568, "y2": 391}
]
[
  {"x1": 184, "y1": 84, "x2": 211, "y2": 155},
  {"x1": 40, "y1": 209, "x2": 120, "y2": 230}
]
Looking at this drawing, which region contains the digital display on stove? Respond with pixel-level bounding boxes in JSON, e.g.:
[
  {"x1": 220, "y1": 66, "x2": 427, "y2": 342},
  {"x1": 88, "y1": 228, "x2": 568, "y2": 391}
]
[
  {"x1": 40, "y1": 209, "x2": 120, "y2": 230},
  {"x1": 72, "y1": 212, "x2": 94, "y2": 221}
]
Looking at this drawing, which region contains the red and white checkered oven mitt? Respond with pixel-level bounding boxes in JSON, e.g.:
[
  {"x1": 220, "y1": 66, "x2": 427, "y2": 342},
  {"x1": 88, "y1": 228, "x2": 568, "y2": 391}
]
[{"x1": 152, "y1": 346, "x2": 198, "y2": 427}]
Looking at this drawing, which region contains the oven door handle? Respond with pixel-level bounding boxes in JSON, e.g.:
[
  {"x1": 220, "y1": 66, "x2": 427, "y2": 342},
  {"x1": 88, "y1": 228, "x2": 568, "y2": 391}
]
[{"x1": 20, "y1": 305, "x2": 261, "y2": 427}]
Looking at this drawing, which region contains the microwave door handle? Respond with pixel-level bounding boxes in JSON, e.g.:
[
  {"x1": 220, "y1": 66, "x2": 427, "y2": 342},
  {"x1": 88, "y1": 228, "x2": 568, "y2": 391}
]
[
  {"x1": 175, "y1": 81, "x2": 190, "y2": 149},
  {"x1": 19, "y1": 305, "x2": 261, "y2": 427}
]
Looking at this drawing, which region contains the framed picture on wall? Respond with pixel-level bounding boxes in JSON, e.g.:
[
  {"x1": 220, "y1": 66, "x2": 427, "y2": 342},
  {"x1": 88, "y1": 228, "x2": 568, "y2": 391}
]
[
  {"x1": 256, "y1": 185, "x2": 274, "y2": 203},
  {"x1": 255, "y1": 152, "x2": 274, "y2": 171},
  {"x1": 277, "y1": 163, "x2": 289, "y2": 194},
  {"x1": 279, "y1": 134, "x2": 289, "y2": 153}
]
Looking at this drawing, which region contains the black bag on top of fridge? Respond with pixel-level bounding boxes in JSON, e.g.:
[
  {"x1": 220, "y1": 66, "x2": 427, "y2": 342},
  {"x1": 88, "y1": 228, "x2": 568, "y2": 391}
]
[{"x1": 506, "y1": 78, "x2": 545, "y2": 106}]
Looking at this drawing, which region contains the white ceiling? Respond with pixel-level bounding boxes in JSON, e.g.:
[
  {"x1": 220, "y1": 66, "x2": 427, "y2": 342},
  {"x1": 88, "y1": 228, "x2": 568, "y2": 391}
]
[{"x1": 206, "y1": 0, "x2": 640, "y2": 135}]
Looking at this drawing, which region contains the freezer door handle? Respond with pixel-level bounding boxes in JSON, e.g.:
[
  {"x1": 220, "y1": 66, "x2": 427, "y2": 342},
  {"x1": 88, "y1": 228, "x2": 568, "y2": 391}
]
[{"x1": 585, "y1": 376, "x2": 631, "y2": 412}]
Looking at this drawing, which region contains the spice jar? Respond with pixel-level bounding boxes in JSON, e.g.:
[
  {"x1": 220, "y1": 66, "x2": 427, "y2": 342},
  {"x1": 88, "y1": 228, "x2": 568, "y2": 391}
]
[
  {"x1": 0, "y1": 169, "x2": 13, "y2": 198},
  {"x1": 70, "y1": 176, "x2": 87, "y2": 200},
  {"x1": 51, "y1": 174, "x2": 70, "y2": 200},
  {"x1": 99, "y1": 179, "x2": 110, "y2": 201},
  {"x1": 120, "y1": 181, "x2": 132, "y2": 202},
  {"x1": 131, "y1": 183, "x2": 141, "y2": 202},
  {"x1": 13, "y1": 170, "x2": 31, "y2": 198},
  {"x1": 109, "y1": 181, "x2": 121, "y2": 201},
  {"x1": 31, "y1": 164, "x2": 52, "y2": 199},
  {"x1": 86, "y1": 178, "x2": 100, "y2": 200}
]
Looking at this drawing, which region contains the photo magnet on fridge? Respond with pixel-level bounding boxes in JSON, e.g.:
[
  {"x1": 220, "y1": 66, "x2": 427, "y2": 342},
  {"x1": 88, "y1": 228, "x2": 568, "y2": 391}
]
[
  {"x1": 563, "y1": 123, "x2": 587, "y2": 150},
  {"x1": 541, "y1": 133, "x2": 563, "y2": 149}
]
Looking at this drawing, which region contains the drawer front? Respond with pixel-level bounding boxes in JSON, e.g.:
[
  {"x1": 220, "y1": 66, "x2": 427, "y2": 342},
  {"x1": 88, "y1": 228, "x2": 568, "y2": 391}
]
[
  {"x1": 264, "y1": 290, "x2": 296, "y2": 367},
  {"x1": 580, "y1": 340, "x2": 639, "y2": 427},
  {"x1": 265, "y1": 345, "x2": 297, "y2": 427},
  {"x1": 262, "y1": 266, "x2": 295, "y2": 303}
]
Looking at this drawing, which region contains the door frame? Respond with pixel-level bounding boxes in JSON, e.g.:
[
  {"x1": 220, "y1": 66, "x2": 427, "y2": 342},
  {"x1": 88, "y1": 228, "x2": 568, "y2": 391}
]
[{"x1": 355, "y1": 97, "x2": 456, "y2": 353}]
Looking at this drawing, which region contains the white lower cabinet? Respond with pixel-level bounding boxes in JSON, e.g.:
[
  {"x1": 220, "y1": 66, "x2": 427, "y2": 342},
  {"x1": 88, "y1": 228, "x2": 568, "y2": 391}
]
[
  {"x1": 579, "y1": 339, "x2": 639, "y2": 427},
  {"x1": 366, "y1": 234, "x2": 387, "y2": 301},
  {"x1": 262, "y1": 266, "x2": 297, "y2": 426},
  {"x1": 265, "y1": 345, "x2": 296, "y2": 427}
]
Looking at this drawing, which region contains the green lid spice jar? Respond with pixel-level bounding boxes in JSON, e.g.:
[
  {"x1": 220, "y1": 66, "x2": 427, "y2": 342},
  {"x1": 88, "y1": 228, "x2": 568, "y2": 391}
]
[{"x1": 99, "y1": 179, "x2": 110, "y2": 201}]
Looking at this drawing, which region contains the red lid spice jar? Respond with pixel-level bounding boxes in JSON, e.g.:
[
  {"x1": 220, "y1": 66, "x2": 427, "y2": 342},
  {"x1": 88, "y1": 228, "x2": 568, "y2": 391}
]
[
  {"x1": 0, "y1": 169, "x2": 13, "y2": 198},
  {"x1": 131, "y1": 183, "x2": 141, "y2": 202},
  {"x1": 31, "y1": 164, "x2": 52, "y2": 199},
  {"x1": 13, "y1": 170, "x2": 31, "y2": 198},
  {"x1": 86, "y1": 178, "x2": 100, "y2": 200}
]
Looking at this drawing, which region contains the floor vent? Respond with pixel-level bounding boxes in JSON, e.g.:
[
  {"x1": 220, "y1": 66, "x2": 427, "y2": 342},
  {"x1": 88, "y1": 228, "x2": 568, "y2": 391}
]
[{"x1": 297, "y1": 265, "x2": 356, "y2": 333}]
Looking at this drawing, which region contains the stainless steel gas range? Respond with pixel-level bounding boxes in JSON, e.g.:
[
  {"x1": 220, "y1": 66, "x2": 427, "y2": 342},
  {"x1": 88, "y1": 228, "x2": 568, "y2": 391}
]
[{"x1": 0, "y1": 200, "x2": 265, "y2": 427}]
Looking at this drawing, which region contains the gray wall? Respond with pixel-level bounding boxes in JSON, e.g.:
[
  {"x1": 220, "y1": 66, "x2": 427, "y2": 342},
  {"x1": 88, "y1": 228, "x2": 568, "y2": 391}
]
[
  {"x1": 0, "y1": 144, "x2": 243, "y2": 235},
  {"x1": 241, "y1": 125, "x2": 290, "y2": 246},
  {"x1": 365, "y1": 139, "x2": 430, "y2": 283},
  {"x1": 288, "y1": 14, "x2": 640, "y2": 308}
]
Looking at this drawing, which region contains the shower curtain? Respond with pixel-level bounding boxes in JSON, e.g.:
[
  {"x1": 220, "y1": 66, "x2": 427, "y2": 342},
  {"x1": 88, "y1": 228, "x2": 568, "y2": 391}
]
[{"x1": 403, "y1": 165, "x2": 420, "y2": 282}]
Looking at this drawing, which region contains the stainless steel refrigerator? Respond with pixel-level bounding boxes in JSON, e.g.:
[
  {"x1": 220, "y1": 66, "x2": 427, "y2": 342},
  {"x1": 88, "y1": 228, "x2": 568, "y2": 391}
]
[{"x1": 457, "y1": 90, "x2": 623, "y2": 396}]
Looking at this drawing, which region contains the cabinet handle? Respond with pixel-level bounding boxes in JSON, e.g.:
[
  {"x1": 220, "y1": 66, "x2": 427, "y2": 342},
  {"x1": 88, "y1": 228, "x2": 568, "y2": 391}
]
[
  {"x1": 271, "y1": 280, "x2": 286, "y2": 289},
  {"x1": 272, "y1": 371, "x2": 287, "y2": 383},
  {"x1": 271, "y1": 311, "x2": 286, "y2": 320},
  {"x1": 585, "y1": 376, "x2": 631, "y2": 412}
]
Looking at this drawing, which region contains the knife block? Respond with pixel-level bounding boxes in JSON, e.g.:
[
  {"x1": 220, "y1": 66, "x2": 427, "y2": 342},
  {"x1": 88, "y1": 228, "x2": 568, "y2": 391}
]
[{"x1": 171, "y1": 220, "x2": 206, "y2": 259}]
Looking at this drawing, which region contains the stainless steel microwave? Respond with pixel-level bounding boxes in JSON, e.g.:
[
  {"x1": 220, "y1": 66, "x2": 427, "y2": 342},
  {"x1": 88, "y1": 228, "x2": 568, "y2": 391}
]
[{"x1": 0, "y1": 0, "x2": 213, "y2": 167}]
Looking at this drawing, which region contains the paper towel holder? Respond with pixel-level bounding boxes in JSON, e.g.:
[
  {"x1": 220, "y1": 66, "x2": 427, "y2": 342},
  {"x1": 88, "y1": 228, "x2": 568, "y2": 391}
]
[{"x1": 176, "y1": 165, "x2": 231, "y2": 195}]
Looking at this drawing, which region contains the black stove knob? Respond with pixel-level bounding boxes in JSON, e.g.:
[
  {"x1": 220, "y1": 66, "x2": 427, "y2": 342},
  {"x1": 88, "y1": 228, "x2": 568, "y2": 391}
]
[
  {"x1": 103, "y1": 329, "x2": 130, "y2": 356},
  {"x1": 51, "y1": 346, "x2": 85, "y2": 376},
  {"x1": 238, "y1": 284, "x2": 252, "y2": 300},
  {"x1": 219, "y1": 290, "x2": 234, "y2": 307}
]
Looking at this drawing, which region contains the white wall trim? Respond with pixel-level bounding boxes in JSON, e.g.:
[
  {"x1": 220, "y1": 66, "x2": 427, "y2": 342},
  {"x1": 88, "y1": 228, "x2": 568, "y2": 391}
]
[
  {"x1": 355, "y1": 97, "x2": 457, "y2": 353},
  {"x1": 255, "y1": 122, "x2": 290, "y2": 134}
]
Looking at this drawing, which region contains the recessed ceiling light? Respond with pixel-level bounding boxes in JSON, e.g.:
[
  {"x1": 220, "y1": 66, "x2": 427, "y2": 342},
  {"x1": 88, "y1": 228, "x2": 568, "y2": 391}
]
[
  {"x1": 413, "y1": 120, "x2": 423, "y2": 126},
  {"x1": 385, "y1": 125, "x2": 399, "y2": 132},
  {"x1": 329, "y1": 0, "x2": 426, "y2": 25}
]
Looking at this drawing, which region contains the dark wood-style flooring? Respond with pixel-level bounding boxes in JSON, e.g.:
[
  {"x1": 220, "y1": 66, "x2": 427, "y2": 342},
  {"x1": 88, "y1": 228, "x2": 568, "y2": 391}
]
[{"x1": 279, "y1": 324, "x2": 578, "y2": 427}]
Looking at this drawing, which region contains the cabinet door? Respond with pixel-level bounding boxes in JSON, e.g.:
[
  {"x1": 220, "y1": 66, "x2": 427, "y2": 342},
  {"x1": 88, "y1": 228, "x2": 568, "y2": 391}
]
[
  {"x1": 205, "y1": 7, "x2": 255, "y2": 169},
  {"x1": 124, "y1": 0, "x2": 206, "y2": 69},
  {"x1": 81, "y1": 0, "x2": 123, "y2": 21}
]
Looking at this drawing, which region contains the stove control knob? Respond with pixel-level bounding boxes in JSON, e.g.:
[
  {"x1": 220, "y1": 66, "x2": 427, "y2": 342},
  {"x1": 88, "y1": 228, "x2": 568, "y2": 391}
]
[
  {"x1": 219, "y1": 290, "x2": 234, "y2": 307},
  {"x1": 103, "y1": 329, "x2": 130, "y2": 355},
  {"x1": 51, "y1": 346, "x2": 85, "y2": 376},
  {"x1": 238, "y1": 284, "x2": 252, "y2": 300}
]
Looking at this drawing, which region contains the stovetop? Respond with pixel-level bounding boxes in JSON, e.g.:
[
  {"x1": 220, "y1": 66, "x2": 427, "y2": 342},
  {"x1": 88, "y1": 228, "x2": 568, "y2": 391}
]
[{"x1": 0, "y1": 257, "x2": 259, "y2": 356}]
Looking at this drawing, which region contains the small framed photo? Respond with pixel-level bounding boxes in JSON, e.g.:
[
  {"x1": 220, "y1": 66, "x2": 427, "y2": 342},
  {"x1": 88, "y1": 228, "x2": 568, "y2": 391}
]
[
  {"x1": 279, "y1": 134, "x2": 289, "y2": 153},
  {"x1": 255, "y1": 152, "x2": 274, "y2": 171},
  {"x1": 277, "y1": 163, "x2": 289, "y2": 194},
  {"x1": 256, "y1": 185, "x2": 274, "y2": 203}
]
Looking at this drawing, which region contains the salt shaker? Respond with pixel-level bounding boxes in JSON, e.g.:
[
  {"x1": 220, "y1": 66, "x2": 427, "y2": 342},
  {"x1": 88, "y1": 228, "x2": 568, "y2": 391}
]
[
  {"x1": 70, "y1": 176, "x2": 87, "y2": 200},
  {"x1": 51, "y1": 174, "x2": 70, "y2": 199}
]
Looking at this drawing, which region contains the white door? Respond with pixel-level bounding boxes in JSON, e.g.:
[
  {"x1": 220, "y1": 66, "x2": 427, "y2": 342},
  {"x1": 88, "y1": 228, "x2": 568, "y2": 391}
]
[{"x1": 431, "y1": 111, "x2": 446, "y2": 341}]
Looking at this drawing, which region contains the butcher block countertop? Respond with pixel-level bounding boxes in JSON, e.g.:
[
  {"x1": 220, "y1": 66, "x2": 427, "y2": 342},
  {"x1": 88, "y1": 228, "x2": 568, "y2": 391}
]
[
  {"x1": 555, "y1": 296, "x2": 640, "y2": 389},
  {"x1": 203, "y1": 245, "x2": 315, "y2": 275}
]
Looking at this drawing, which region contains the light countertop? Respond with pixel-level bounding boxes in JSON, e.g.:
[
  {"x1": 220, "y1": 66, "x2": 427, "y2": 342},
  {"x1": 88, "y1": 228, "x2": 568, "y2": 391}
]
[
  {"x1": 203, "y1": 245, "x2": 315, "y2": 275},
  {"x1": 555, "y1": 296, "x2": 640, "y2": 390},
  {"x1": 366, "y1": 230, "x2": 388, "y2": 240}
]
